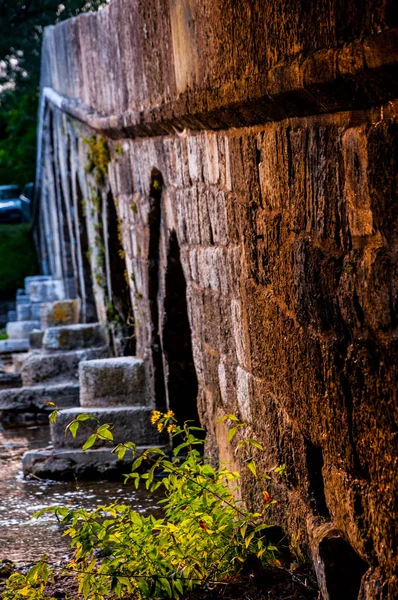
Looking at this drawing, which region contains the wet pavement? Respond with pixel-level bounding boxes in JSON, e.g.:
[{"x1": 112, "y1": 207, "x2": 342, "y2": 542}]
[{"x1": 0, "y1": 424, "x2": 160, "y2": 565}]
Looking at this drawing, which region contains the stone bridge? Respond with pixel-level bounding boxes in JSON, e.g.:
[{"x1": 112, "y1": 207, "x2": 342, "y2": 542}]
[{"x1": 26, "y1": 1, "x2": 398, "y2": 597}]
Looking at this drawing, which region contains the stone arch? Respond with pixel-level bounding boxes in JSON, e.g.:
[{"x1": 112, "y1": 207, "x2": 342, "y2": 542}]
[{"x1": 161, "y1": 230, "x2": 199, "y2": 426}]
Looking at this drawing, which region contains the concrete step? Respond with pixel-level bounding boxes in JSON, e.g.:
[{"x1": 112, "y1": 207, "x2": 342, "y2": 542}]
[
  {"x1": 41, "y1": 299, "x2": 80, "y2": 329},
  {"x1": 22, "y1": 444, "x2": 168, "y2": 481},
  {"x1": 22, "y1": 346, "x2": 111, "y2": 386},
  {"x1": 27, "y1": 279, "x2": 64, "y2": 303},
  {"x1": 51, "y1": 406, "x2": 161, "y2": 449},
  {"x1": 80, "y1": 357, "x2": 148, "y2": 408},
  {"x1": 0, "y1": 372, "x2": 22, "y2": 390},
  {"x1": 0, "y1": 381, "x2": 80, "y2": 425},
  {"x1": 43, "y1": 323, "x2": 107, "y2": 352},
  {"x1": 0, "y1": 339, "x2": 30, "y2": 354},
  {"x1": 6, "y1": 321, "x2": 41, "y2": 340}
]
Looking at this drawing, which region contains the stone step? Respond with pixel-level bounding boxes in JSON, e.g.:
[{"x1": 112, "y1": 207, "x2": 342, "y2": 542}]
[
  {"x1": 6, "y1": 321, "x2": 41, "y2": 340},
  {"x1": 0, "y1": 339, "x2": 30, "y2": 354},
  {"x1": 0, "y1": 382, "x2": 80, "y2": 425},
  {"x1": 51, "y1": 406, "x2": 161, "y2": 449},
  {"x1": 41, "y1": 299, "x2": 80, "y2": 329},
  {"x1": 0, "y1": 372, "x2": 22, "y2": 390},
  {"x1": 29, "y1": 330, "x2": 44, "y2": 350},
  {"x1": 22, "y1": 444, "x2": 168, "y2": 481},
  {"x1": 16, "y1": 304, "x2": 32, "y2": 321},
  {"x1": 43, "y1": 323, "x2": 107, "y2": 352},
  {"x1": 16, "y1": 294, "x2": 30, "y2": 306},
  {"x1": 27, "y1": 279, "x2": 64, "y2": 303},
  {"x1": 7, "y1": 310, "x2": 17, "y2": 322},
  {"x1": 22, "y1": 346, "x2": 111, "y2": 386},
  {"x1": 24, "y1": 275, "x2": 53, "y2": 295},
  {"x1": 80, "y1": 357, "x2": 148, "y2": 408}
]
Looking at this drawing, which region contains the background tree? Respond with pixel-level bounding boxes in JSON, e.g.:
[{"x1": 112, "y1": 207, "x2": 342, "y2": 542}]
[{"x1": 0, "y1": 1, "x2": 107, "y2": 185}]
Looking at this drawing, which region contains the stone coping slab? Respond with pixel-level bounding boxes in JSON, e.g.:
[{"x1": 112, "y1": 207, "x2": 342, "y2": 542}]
[{"x1": 79, "y1": 356, "x2": 148, "y2": 408}]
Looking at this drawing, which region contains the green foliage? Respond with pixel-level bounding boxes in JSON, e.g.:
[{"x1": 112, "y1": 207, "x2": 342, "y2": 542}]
[
  {"x1": 0, "y1": 224, "x2": 37, "y2": 298},
  {"x1": 6, "y1": 412, "x2": 281, "y2": 600},
  {"x1": 0, "y1": 1, "x2": 106, "y2": 185}
]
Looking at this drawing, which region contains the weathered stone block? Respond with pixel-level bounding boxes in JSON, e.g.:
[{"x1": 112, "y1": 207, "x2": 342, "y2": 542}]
[
  {"x1": 42, "y1": 323, "x2": 107, "y2": 351},
  {"x1": 6, "y1": 321, "x2": 41, "y2": 340},
  {"x1": 41, "y1": 299, "x2": 81, "y2": 328},
  {"x1": 79, "y1": 357, "x2": 148, "y2": 407},
  {"x1": 24, "y1": 275, "x2": 53, "y2": 295},
  {"x1": 29, "y1": 330, "x2": 44, "y2": 350},
  {"x1": 22, "y1": 346, "x2": 110, "y2": 386},
  {"x1": 51, "y1": 406, "x2": 162, "y2": 448},
  {"x1": 22, "y1": 444, "x2": 167, "y2": 481},
  {"x1": 0, "y1": 382, "x2": 80, "y2": 415},
  {"x1": 7, "y1": 310, "x2": 17, "y2": 322},
  {"x1": 16, "y1": 294, "x2": 30, "y2": 306},
  {"x1": 16, "y1": 304, "x2": 32, "y2": 321},
  {"x1": 0, "y1": 372, "x2": 22, "y2": 390},
  {"x1": 27, "y1": 279, "x2": 64, "y2": 303}
]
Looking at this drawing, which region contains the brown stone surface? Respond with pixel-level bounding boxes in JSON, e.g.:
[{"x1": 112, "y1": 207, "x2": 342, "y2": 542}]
[{"x1": 35, "y1": 1, "x2": 398, "y2": 597}]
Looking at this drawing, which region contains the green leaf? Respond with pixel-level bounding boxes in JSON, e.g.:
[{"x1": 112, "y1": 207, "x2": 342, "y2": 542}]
[
  {"x1": 247, "y1": 459, "x2": 257, "y2": 477},
  {"x1": 76, "y1": 413, "x2": 98, "y2": 422},
  {"x1": 228, "y1": 426, "x2": 238, "y2": 442},
  {"x1": 82, "y1": 434, "x2": 97, "y2": 451},
  {"x1": 217, "y1": 413, "x2": 240, "y2": 423},
  {"x1": 246, "y1": 439, "x2": 264, "y2": 450},
  {"x1": 68, "y1": 421, "x2": 79, "y2": 438},
  {"x1": 49, "y1": 411, "x2": 57, "y2": 424},
  {"x1": 97, "y1": 425, "x2": 113, "y2": 441},
  {"x1": 117, "y1": 447, "x2": 127, "y2": 460}
]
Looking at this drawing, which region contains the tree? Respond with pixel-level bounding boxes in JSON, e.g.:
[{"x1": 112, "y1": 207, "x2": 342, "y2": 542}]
[{"x1": 0, "y1": 1, "x2": 107, "y2": 185}]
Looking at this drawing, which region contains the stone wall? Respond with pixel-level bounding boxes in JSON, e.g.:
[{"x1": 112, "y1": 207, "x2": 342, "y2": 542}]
[{"x1": 36, "y1": 1, "x2": 398, "y2": 597}]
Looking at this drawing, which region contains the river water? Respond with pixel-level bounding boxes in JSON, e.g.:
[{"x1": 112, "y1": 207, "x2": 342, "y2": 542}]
[{"x1": 0, "y1": 425, "x2": 160, "y2": 565}]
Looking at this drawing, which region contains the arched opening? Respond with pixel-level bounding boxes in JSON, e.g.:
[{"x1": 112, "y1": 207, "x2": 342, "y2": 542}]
[
  {"x1": 147, "y1": 168, "x2": 166, "y2": 407},
  {"x1": 106, "y1": 190, "x2": 135, "y2": 356},
  {"x1": 162, "y1": 230, "x2": 199, "y2": 426}
]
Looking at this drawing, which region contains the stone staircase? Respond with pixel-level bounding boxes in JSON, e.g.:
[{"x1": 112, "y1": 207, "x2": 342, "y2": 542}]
[
  {"x1": 0, "y1": 276, "x2": 109, "y2": 425},
  {"x1": 23, "y1": 356, "x2": 164, "y2": 480}
]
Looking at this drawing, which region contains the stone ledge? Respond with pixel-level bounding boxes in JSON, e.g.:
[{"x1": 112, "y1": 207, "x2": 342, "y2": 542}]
[
  {"x1": 43, "y1": 27, "x2": 398, "y2": 138},
  {"x1": 22, "y1": 445, "x2": 169, "y2": 481}
]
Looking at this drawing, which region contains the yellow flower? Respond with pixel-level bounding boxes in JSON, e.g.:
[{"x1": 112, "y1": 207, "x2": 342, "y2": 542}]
[
  {"x1": 150, "y1": 410, "x2": 161, "y2": 424},
  {"x1": 167, "y1": 424, "x2": 177, "y2": 434},
  {"x1": 157, "y1": 422, "x2": 165, "y2": 432},
  {"x1": 164, "y1": 410, "x2": 175, "y2": 419}
]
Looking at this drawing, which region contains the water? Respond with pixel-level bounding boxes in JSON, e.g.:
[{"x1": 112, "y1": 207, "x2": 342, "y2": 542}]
[{"x1": 0, "y1": 425, "x2": 160, "y2": 565}]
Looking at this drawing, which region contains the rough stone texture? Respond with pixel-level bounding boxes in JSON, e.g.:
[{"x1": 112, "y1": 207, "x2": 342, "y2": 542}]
[
  {"x1": 29, "y1": 330, "x2": 44, "y2": 350},
  {"x1": 7, "y1": 310, "x2": 17, "y2": 323},
  {"x1": 51, "y1": 406, "x2": 161, "y2": 448},
  {"x1": 0, "y1": 382, "x2": 80, "y2": 421},
  {"x1": 0, "y1": 372, "x2": 22, "y2": 390},
  {"x1": 22, "y1": 445, "x2": 166, "y2": 480},
  {"x1": 42, "y1": 323, "x2": 107, "y2": 351},
  {"x1": 6, "y1": 321, "x2": 41, "y2": 340},
  {"x1": 41, "y1": 299, "x2": 80, "y2": 328},
  {"x1": 0, "y1": 340, "x2": 29, "y2": 354},
  {"x1": 27, "y1": 279, "x2": 64, "y2": 303},
  {"x1": 21, "y1": 346, "x2": 110, "y2": 386},
  {"x1": 79, "y1": 357, "x2": 148, "y2": 407},
  {"x1": 24, "y1": 275, "x2": 53, "y2": 294},
  {"x1": 34, "y1": 2, "x2": 398, "y2": 597}
]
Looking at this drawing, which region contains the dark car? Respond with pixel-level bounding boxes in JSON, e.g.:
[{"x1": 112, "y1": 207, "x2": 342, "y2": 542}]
[{"x1": 0, "y1": 184, "x2": 31, "y2": 223}]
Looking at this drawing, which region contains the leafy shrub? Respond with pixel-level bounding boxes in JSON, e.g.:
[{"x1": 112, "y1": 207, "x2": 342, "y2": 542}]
[{"x1": 4, "y1": 412, "x2": 280, "y2": 600}]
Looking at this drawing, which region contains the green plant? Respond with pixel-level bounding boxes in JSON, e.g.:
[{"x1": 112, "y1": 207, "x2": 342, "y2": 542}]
[
  {"x1": 83, "y1": 135, "x2": 111, "y2": 187},
  {"x1": 6, "y1": 412, "x2": 281, "y2": 600},
  {"x1": 0, "y1": 329, "x2": 8, "y2": 340}
]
